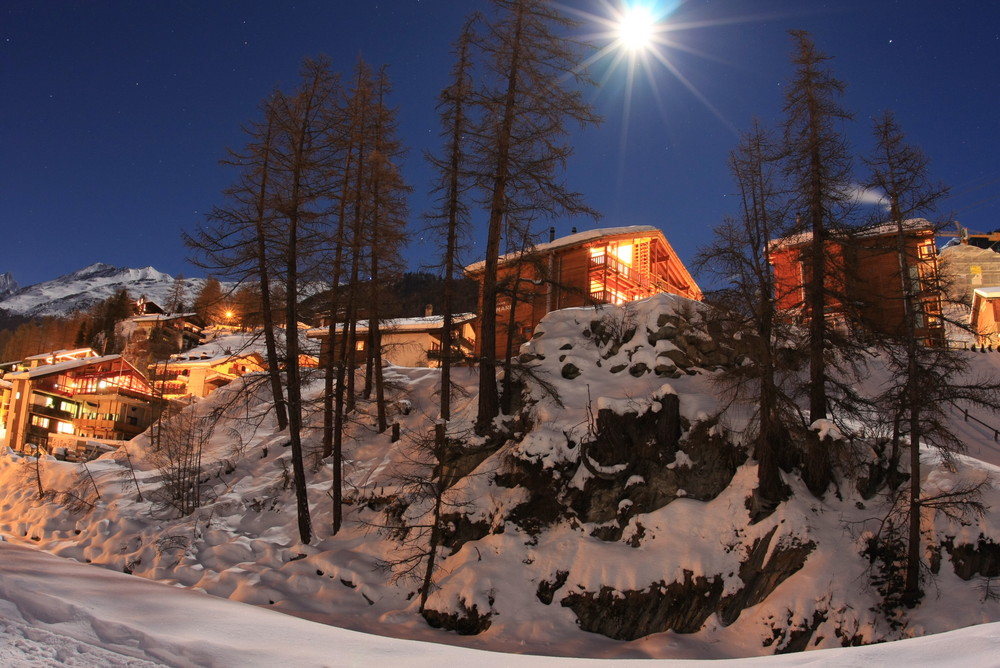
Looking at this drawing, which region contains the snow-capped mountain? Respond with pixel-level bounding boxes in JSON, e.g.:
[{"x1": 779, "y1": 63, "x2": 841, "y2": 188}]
[
  {"x1": 0, "y1": 272, "x2": 18, "y2": 298},
  {"x1": 0, "y1": 263, "x2": 209, "y2": 318}
]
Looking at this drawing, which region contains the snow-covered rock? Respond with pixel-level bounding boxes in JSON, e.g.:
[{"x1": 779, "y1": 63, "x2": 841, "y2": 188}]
[{"x1": 0, "y1": 272, "x2": 18, "y2": 298}]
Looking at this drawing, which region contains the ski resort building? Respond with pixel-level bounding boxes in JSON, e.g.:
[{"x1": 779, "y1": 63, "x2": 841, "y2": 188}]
[
  {"x1": 149, "y1": 350, "x2": 267, "y2": 400},
  {"x1": 769, "y1": 219, "x2": 945, "y2": 346},
  {"x1": 464, "y1": 225, "x2": 702, "y2": 358},
  {"x1": 0, "y1": 350, "x2": 164, "y2": 458}
]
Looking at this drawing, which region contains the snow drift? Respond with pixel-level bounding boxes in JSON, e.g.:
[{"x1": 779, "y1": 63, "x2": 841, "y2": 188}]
[{"x1": 2, "y1": 293, "x2": 1000, "y2": 660}]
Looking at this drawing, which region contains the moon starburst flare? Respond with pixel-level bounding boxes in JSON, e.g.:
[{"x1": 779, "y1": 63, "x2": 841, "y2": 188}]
[
  {"x1": 617, "y1": 5, "x2": 657, "y2": 51},
  {"x1": 567, "y1": 1, "x2": 742, "y2": 142}
]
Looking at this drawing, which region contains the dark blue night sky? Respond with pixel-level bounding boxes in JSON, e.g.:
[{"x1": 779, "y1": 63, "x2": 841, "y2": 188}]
[{"x1": 3, "y1": 1, "x2": 998, "y2": 288}]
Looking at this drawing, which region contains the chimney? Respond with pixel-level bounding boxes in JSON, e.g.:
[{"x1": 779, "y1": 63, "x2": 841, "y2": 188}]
[
  {"x1": 425, "y1": 304, "x2": 433, "y2": 317},
  {"x1": 549, "y1": 226, "x2": 555, "y2": 242}
]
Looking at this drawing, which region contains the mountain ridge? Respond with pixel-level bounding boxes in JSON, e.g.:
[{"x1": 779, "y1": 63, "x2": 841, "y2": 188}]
[{"x1": 0, "y1": 263, "x2": 211, "y2": 318}]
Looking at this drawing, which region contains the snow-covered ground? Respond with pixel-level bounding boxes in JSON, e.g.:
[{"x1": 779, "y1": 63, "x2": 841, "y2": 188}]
[
  {"x1": 2, "y1": 540, "x2": 1000, "y2": 667},
  {"x1": 3, "y1": 294, "x2": 1000, "y2": 664}
]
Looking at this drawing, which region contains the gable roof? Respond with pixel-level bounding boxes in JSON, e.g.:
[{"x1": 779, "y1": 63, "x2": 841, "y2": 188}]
[
  {"x1": 160, "y1": 350, "x2": 265, "y2": 369},
  {"x1": 7, "y1": 354, "x2": 135, "y2": 380},
  {"x1": 23, "y1": 348, "x2": 99, "y2": 364},
  {"x1": 464, "y1": 225, "x2": 661, "y2": 274},
  {"x1": 770, "y1": 218, "x2": 936, "y2": 251}
]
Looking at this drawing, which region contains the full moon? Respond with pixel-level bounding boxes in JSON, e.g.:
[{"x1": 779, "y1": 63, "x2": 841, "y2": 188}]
[{"x1": 617, "y1": 5, "x2": 656, "y2": 51}]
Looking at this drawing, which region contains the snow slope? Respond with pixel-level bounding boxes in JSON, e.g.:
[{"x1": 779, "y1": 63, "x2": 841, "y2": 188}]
[
  {"x1": 2, "y1": 293, "x2": 1000, "y2": 662},
  {"x1": 3, "y1": 540, "x2": 1000, "y2": 667}
]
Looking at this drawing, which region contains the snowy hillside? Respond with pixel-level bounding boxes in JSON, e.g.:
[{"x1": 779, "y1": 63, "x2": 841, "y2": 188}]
[
  {"x1": 2, "y1": 293, "x2": 1000, "y2": 661},
  {"x1": 0, "y1": 263, "x2": 211, "y2": 318}
]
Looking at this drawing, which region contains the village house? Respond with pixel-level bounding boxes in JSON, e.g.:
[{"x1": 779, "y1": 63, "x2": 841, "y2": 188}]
[
  {"x1": 306, "y1": 312, "x2": 477, "y2": 369},
  {"x1": 0, "y1": 349, "x2": 164, "y2": 459},
  {"x1": 148, "y1": 329, "x2": 319, "y2": 399},
  {"x1": 463, "y1": 225, "x2": 702, "y2": 358},
  {"x1": 938, "y1": 242, "x2": 1000, "y2": 306},
  {"x1": 971, "y1": 287, "x2": 1000, "y2": 347},
  {"x1": 769, "y1": 218, "x2": 945, "y2": 346},
  {"x1": 121, "y1": 304, "x2": 205, "y2": 360},
  {"x1": 150, "y1": 348, "x2": 267, "y2": 400}
]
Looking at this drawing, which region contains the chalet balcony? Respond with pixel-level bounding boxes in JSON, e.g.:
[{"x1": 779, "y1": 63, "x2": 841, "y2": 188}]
[
  {"x1": 588, "y1": 252, "x2": 680, "y2": 305},
  {"x1": 589, "y1": 252, "x2": 634, "y2": 281},
  {"x1": 76, "y1": 417, "x2": 145, "y2": 439},
  {"x1": 31, "y1": 404, "x2": 77, "y2": 421},
  {"x1": 589, "y1": 277, "x2": 676, "y2": 305},
  {"x1": 26, "y1": 424, "x2": 51, "y2": 439}
]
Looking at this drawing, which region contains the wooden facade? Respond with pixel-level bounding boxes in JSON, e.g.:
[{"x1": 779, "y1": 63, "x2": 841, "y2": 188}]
[
  {"x1": 465, "y1": 226, "x2": 702, "y2": 358},
  {"x1": 769, "y1": 219, "x2": 944, "y2": 345},
  {"x1": 971, "y1": 287, "x2": 1000, "y2": 347},
  {"x1": 150, "y1": 351, "x2": 267, "y2": 399},
  {"x1": 2, "y1": 352, "x2": 164, "y2": 457}
]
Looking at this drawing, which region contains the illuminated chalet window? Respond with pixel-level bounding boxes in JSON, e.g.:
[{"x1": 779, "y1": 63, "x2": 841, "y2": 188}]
[{"x1": 588, "y1": 239, "x2": 654, "y2": 304}]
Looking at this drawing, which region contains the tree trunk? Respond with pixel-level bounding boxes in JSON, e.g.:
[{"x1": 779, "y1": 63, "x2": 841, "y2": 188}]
[{"x1": 476, "y1": 2, "x2": 526, "y2": 435}]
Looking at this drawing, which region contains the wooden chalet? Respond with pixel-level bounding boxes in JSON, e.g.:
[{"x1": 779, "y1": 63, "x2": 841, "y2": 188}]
[
  {"x1": 464, "y1": 225, "x2": 702, "y2": 358},
  {"x1": 306, "y1": 313, "x2": 477, "y2": 369},
  {"x1": 150, "y1": 349, "x2": 267, "y2": 400},
  {"x1": 971, "y1": 287, "x2": 1000, "y2": 347},
  {"x1": 126, "y1": 312, "x2": 205, "y2": 357},
  {"x1": 769, "y1": 218, "x2": 944, "y2": 345},
  {"x1": 1, "y1": 351, "x2": 164, "y2": 457}
]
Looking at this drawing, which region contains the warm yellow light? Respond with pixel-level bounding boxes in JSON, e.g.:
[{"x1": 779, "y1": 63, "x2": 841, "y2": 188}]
[
  {"x1": 613, "y1": 243, "x2": 633, "y2": 265},
  {"x1": 225, "y1": 311, "x2": 234, "y2": 319}
]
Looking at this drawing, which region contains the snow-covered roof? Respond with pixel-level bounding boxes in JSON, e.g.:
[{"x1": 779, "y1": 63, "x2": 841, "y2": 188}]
[
  {"x1": 973, "y1": 287, "x2": 1000, "y2": 300},
  {"x1": 770, "y1": 218, "x2": 936, "y2": 250},
  {"x1": 305, "y1": 313, "x2": 476, "y2": 338},
  {"x1": 163, "y1": 332, "x2": 266, "y2": 367},
  {"x1": 131, "y1": 312, "x2": 199, "y2": 324},
  {"x1": 162, "y1": 349, "x2": 264, "y2": 368},
  {"x1": 161, "y1": 328, "x2": 319, "y2": 367},
  {"x1": 6, "y1": 354, "x2": 127, "y2": 380},
  {"x1": 464, "y1": 225, "x2": 661, "y2": 273},
  {"x1": 22, "y1": 348, "x2": 97, "y2": 363}
]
